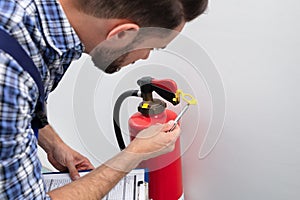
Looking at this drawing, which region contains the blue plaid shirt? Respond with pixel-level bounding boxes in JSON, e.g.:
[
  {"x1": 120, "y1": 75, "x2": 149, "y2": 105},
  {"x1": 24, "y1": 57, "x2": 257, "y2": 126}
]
[{"x1": 0, "y1": 0, "x2": 83, "y2": 199}]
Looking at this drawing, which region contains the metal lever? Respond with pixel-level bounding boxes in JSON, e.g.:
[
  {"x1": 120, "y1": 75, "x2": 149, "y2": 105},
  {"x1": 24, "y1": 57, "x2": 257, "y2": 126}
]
[{"x1": 169, "y1": 104, "x2": 190, "y2": 132}]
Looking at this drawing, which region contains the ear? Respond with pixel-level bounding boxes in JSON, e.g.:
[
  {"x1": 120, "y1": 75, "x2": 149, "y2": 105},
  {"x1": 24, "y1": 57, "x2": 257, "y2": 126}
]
[{"x1": 106, "y1": 23, "x2": 140, "y2": 40}]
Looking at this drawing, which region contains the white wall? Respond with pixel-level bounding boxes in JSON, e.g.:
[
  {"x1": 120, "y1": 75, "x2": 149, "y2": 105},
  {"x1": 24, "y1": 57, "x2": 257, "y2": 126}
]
[
  {"x1": 179, "y1": 0, "x2": 300, "y2": 199},
  {"x1": 40, "y1": 0, "x2": 300, "y2": 199}
]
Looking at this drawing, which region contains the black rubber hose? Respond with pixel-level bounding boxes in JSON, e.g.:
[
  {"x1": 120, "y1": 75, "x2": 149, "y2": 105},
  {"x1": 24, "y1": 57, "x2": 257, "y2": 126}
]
[{"x1": 113, "y1": 90, "x2": 139, "y2": 150}]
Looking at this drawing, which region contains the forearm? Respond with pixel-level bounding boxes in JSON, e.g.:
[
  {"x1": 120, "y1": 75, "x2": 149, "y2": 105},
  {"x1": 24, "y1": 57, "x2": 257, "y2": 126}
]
[
  {"x1": 38, "y1": 125, "x2": 64, "y2": 153},
  {"x1": 45, "y1": 122, "x2": 179, "y2": 199},
  {"x1": 48, "y1": 149, "x2": 143, "y2": 200}
]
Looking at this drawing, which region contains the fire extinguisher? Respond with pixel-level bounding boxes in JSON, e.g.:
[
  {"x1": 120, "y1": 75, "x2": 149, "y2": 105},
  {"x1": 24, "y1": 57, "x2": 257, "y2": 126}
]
[{"x1": 113, "y1": 76, "x2": 184, "y2": 200}]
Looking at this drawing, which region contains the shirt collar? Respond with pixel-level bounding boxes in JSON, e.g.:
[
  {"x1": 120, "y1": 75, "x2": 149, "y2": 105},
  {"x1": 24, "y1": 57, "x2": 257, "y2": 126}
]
[{"x1": 34, "y1": 0, "x2": 84, "y2": 58}]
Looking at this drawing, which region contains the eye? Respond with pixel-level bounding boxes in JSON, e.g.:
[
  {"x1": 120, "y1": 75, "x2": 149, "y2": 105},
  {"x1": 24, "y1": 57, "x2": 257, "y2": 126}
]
[{"x1": 153, "y1": 46, "x2": 167, "y2": 51}]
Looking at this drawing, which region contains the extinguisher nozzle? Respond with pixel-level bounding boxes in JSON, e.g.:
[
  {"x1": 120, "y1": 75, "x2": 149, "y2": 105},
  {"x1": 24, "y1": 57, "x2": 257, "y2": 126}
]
[{"x1": 113, "y1": 90, "x2": 140, "y2": 150}]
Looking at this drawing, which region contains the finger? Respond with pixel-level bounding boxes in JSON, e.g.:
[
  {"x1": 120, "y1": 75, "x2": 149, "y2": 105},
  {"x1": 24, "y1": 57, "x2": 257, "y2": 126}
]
[
  {"x1": 86, "y1": 161, "x2": 95, "y2": 170},
  {"x1": 77, "y1": 160, "x2": 95, "y2": 171},
  {"x1": 165, "y1": 121, "x2": 181, "y2": 140},
  {"x1": 148, "y1": 123, "x2": 164, "y2": 132},
  {"x1": 135, "y1": 123, "x2": 163, "y2": 139},
  {"x1": 170, "y1": 126, "x2": 181, "y2": 140},
  {"x1": 67, "y1": 161, "x2": 80, "y2": 181},
  {"x1": 161, "y1": 120, "x2": 176, "y2": 132}
]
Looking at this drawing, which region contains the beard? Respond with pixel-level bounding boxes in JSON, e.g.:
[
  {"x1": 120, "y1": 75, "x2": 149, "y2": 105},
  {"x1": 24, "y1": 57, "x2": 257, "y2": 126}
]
[
  {"x1": 90, "y1": 45, "x2": 130, "y2": 74},
  {"x1": 90, "y1": 28, "x2": 172, "y2": 74}
]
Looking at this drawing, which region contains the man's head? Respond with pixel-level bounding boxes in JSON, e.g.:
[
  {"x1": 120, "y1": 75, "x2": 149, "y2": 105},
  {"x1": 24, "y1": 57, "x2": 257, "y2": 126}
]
[
  {"x1": 75, "y1": 0, "x2": 208, "y2": 29},
  {"x1": 62, "y1": 0, "x2": 208, "y2": 73}
]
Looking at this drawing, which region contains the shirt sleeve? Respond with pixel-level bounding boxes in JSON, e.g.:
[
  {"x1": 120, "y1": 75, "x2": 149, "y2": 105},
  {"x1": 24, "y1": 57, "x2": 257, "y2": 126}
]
[{"x1": 0, "y1": 51, "x2": 51, "y2": 199}]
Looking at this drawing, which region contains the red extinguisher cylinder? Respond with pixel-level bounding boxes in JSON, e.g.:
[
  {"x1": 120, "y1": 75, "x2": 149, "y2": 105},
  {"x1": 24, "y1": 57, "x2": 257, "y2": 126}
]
[{"x1": 129, "y1": 109, "x2": 184, "y2": 200}]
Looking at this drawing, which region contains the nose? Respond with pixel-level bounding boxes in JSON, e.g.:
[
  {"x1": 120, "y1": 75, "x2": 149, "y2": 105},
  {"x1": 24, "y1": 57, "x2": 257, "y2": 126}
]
[{"x1": 141, "y1": 50, "x2": 151, "y2": 60}]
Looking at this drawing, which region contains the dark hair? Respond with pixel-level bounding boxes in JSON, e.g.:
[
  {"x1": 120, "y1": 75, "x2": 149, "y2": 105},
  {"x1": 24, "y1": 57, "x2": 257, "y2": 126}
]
[
  {"x1": 180, "y1": 0, "x2": 208, "y2": 22},
  {"x1": 75, "y1": 0, "x2": 208, "y2": 29}
]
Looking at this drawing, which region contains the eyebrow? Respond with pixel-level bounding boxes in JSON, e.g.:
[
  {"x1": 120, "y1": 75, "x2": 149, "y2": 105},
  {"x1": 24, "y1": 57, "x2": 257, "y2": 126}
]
[{"x1": 154, "y1": 46, "x2": 167, "y2": 50}]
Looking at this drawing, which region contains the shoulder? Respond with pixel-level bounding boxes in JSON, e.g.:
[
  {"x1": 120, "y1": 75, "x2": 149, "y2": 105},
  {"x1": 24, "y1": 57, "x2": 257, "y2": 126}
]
[
  {"x1": 0, "y1": 0, "x2": 37, "y2": 32},
  {"x1": 0, "y1": 1, "x2": 23, "y2": 27}
]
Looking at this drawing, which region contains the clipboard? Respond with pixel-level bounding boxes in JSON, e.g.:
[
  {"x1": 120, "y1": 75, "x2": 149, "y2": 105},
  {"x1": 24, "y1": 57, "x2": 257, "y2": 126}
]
[{"x1": 43, "y1": 168, "x2": 148, "y2": 200}]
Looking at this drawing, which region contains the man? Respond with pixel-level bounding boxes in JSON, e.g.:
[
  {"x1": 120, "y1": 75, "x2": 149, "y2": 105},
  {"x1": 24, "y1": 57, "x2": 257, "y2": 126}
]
[{"x1": 0, "y1": 0, "x2": 208, "y2": 199}]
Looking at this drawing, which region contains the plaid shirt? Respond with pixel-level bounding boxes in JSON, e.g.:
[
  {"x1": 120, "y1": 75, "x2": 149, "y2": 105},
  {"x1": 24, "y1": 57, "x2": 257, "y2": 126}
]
[{"x1": 0, "y1": 0, "x2": 83, "y2": 199}]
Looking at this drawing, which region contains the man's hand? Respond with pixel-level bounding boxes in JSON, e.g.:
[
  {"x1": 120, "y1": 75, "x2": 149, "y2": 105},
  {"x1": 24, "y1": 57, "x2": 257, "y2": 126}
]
[
  {"x1": 38, "y1": 125, "x2": 94, "y2": 180},
  {"x1": 126, "y1": 120, "x2": 181, "y2": 161},
  {"x1": 47, "y1": 141, "x2": 94, "y2": 180}
]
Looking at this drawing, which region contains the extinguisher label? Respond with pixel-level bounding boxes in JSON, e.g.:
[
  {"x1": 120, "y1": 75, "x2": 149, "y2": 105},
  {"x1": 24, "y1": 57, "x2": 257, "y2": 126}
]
[{"x1": 178, "y1": 193, "x2": 185, "y2": 200}]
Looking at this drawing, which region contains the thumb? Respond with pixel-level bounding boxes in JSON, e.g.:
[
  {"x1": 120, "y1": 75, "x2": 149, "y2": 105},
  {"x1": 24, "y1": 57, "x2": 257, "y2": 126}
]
[{"x1": 67, "y1": 161, "x2": 80, "y2": 181}]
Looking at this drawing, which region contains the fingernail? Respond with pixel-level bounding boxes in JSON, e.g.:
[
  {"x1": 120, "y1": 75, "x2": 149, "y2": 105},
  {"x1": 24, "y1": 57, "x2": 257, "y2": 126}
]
[
  {"x1": 168, "y1": 120, "x2": 174, "y2": 125},
  {"x1": 74, "y1": 175, "x2": 80, "y2": 180}
]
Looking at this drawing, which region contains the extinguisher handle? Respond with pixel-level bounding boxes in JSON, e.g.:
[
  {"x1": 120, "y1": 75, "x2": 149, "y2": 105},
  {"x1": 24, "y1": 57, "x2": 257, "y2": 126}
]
[
  {"x1": 151, "y1": 84, "x2": 179, "y2": 105},
  {"x1": 152, "y1": 79, "x2": 180, "y2": 105},
  {"x1": 151, "y1": 79, "x2": 177, "y2": 93},
  {"x1": 137, "y1": 77, "x2": 180, "y2": 105}
]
